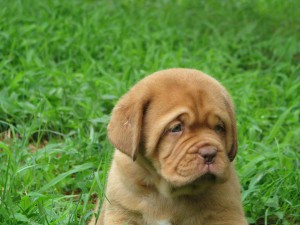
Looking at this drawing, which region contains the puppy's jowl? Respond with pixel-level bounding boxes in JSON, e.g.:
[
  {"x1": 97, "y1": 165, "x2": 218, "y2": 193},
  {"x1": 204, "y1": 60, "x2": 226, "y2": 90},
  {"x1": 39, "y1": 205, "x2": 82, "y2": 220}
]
[{"x1": 90, "y1": 68, "x2": 248, "y2": 225}]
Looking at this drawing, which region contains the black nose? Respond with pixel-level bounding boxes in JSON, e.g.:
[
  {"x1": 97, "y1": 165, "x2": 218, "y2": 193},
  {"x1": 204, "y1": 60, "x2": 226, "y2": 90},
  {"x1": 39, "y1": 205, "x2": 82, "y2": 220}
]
[{"x1": 199, "y1": 147, "x2": 217, "y2": 164}]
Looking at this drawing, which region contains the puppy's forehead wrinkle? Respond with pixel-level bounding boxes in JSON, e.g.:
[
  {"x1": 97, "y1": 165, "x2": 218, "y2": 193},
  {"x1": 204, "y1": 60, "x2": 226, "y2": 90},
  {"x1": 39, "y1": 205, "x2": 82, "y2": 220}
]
[{"x1": 154, "y1": 107, "x2": 192, "y2": 129}]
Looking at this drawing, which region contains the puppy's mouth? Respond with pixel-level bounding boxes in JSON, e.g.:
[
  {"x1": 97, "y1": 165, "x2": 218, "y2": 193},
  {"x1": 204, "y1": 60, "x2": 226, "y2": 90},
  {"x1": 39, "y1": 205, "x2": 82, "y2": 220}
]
[
  {"x1": 188, "y1": 164, "x2": 229, "y2": 188},
  {"x1": 159, "y1": 159, "x2": 231, "y2": 197}
]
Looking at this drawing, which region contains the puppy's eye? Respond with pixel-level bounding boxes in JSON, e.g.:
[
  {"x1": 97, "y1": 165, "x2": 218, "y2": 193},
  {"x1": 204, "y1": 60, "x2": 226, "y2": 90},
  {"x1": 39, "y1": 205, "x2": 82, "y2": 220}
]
[
  {"x1": 170, "y1": 123, "x2": 183, "y2": 133},
  {"x1": 214, "y1": 124, "x2": 225, "y2": 133}
]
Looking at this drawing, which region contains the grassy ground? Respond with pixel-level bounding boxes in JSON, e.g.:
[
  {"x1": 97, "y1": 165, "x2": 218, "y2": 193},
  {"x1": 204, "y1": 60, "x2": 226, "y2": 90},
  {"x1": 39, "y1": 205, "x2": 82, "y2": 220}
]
[{"x1": 0, "y1": 0, "x2": 299, "y2": 224}]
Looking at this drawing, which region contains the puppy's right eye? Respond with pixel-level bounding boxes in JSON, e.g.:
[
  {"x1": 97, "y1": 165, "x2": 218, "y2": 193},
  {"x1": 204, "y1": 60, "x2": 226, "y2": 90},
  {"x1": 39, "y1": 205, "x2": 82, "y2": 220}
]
[{"x1": 170, "y1": 123, "x2": 183, "y2": 133}]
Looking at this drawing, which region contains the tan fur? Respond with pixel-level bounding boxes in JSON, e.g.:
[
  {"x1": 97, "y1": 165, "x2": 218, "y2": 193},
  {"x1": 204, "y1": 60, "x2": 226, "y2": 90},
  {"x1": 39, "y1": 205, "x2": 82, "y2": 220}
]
[{"x1": 89, "y1": 68, "x2": 248, "y2": 225}]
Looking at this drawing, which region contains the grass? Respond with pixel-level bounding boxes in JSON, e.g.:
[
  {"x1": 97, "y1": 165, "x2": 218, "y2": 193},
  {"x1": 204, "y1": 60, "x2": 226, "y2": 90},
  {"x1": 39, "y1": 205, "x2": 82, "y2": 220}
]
[{"x1": 0, "y1": 0, "x2": 299, "y2": 224}]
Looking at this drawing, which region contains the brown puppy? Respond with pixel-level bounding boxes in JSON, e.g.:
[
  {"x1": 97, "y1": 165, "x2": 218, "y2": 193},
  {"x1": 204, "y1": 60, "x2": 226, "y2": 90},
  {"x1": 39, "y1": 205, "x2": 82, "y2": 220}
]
[{"x1": 89, "y1": 68, "x2": 247, "y2": 225}]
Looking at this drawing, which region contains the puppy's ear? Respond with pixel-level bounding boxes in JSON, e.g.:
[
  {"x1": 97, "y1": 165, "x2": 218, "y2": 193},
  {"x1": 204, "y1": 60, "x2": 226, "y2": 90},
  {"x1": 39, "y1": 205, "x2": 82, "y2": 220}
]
[
  {"x1": 107, "y1": 87, "x2": 149, "y2": 161},
  {"x1": 223, "y1": 93, "x2": 238, "y2": 162}
]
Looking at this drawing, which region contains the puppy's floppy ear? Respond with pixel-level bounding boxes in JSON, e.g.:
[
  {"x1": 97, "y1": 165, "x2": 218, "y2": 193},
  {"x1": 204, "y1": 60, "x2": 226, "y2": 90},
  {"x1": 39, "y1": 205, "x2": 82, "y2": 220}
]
[
  {"x1": 223, "y1": 93, "x2": 238, "y2": 162},
  {"x1": 107, "y1": 86, "x2": 149, "y2": 161}
]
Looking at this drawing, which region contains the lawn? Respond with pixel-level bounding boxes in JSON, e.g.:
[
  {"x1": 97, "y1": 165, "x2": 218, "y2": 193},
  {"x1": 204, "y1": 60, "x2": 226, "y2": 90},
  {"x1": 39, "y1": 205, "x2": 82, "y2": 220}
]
[{"x1": 0, "y1": 0, "x2": 299, "y2": 224}]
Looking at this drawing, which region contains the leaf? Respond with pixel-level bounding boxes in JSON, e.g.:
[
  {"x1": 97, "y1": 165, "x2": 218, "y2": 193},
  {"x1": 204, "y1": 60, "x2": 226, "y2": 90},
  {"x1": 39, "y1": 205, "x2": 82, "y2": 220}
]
[
  {"x1": 274, "y1": 211, "x2": 284, "y2": 220},
  {"x1": 89, "y1": 115, "x2": 110, "y2": 124},
  {"x1": 9, "y1": 72, "x2": 24, "y2": 90},
  {"x1": 101, "y1": 94, "x2": 117, "y2": 100},
  {"x1": 265, "y1": 104, "x2": 297, "y2": 144},
  {"x1": 266, "y1": 196, "x2": 279, "y2": 209},
  {"x1": 0, "y1": 141, "x2": 12, "y2": 158},
  {"x1": 38, "y1": 163, "x2": 94, "y2": 193},
  {"x1": 10, "y1": 213, "x2": 30, "y2": 222}
]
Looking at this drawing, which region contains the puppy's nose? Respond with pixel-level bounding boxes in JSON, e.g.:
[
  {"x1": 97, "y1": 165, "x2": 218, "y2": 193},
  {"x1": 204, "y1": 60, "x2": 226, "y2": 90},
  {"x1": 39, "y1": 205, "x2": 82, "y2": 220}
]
[{"x1": 199, "y1": 146, "x2": 217, "y2": 164}]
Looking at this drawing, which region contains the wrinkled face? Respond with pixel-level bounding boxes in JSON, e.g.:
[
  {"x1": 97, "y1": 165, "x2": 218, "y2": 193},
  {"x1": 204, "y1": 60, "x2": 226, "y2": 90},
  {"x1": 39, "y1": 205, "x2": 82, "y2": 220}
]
[
  {"x1": 143, "y1": 87, "x2": 234, "y2": 189},
  {"x1": 108, "y1": 69, "x2": 237, "y2": 196}
]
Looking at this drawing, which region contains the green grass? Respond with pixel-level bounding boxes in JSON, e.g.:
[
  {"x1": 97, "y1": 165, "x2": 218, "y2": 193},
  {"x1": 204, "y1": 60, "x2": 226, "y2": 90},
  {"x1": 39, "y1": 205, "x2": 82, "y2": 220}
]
[{"x1": 0, "y1": 0, "x2": 299, "y2": 224}]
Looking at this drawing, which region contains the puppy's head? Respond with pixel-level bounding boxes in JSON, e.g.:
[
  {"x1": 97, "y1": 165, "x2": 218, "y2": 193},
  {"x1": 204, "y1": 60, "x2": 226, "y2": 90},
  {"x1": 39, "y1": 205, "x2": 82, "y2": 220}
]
[{"x1": 108, "y1": 68, "x2": 237, "y2": 195}]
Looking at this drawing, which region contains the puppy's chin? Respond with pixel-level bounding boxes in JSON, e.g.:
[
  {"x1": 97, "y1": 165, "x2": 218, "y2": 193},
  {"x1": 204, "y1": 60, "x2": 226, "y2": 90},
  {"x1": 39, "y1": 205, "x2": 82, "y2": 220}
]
[
  {"x1": 193, "y1": 173, "x2": 217, "y2": 184},
  {"x1": 158, "y1": 171, "x2": 230, "y2": 198}
]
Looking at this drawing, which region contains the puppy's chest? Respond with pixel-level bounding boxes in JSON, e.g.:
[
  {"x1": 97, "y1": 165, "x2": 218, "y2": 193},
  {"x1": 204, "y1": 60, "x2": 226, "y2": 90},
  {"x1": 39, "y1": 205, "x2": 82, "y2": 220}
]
[
  {"x1": 145, "y1": 219, "x2": 173, "y2": 225},
  {"x1": 155, "y1": 220, "x2": 172, "y2": 225},
  {"x1": 144, "y1": 213, "x2": 203, "y2": 225},
  {"x1": 146, "y1": 218, "x2": 203, "y2": 225},
  {"x1": 142, "y1": 197, "x2": 205, "y2": 225}
]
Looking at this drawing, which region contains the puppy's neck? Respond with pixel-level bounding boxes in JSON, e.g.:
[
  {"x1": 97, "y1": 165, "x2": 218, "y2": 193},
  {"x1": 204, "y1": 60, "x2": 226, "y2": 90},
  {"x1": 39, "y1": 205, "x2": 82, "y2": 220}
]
[
  {"x1": 135, "y1": 154, "x2": 167, "y2": 191},
  {"x1": 136, "y1": 154, "x2": 159, "y2": 179}
]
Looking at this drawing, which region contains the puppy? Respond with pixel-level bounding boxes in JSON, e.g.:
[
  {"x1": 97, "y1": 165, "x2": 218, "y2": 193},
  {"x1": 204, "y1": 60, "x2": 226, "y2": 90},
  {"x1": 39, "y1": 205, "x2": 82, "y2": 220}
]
[{"x1": 89, "y1": 68, "x2": 247, "y2": 225}]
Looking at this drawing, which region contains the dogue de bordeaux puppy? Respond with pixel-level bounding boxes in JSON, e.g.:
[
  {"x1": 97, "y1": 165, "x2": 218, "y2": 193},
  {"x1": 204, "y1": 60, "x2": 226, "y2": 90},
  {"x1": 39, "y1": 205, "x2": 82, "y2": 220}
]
[{"x1": 89, "y1": 68, "x2": 248, "y2": 225}]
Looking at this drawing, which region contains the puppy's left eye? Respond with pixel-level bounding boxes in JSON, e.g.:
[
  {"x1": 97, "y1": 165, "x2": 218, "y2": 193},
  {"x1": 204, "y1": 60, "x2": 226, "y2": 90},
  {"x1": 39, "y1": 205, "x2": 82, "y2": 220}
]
[
  {"x1": 170, "y1": 123, "x2": 183, "y2": 133},
  {"x1": 214, "y1": 124, "x2": 225, "y2": 133}
]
